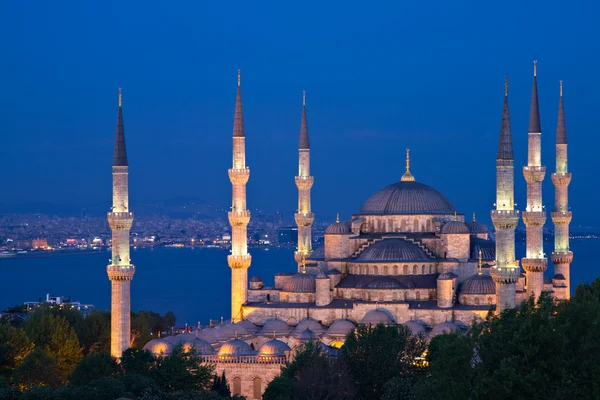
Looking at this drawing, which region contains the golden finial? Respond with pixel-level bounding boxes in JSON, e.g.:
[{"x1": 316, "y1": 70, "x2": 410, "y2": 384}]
[
  {"x1": 302, "y1": 90, "x2": 306, "y2": 106},
  {"x1": 336, "y1": 213, "x2": 340, "y2": 223},
  {"x1": 401, "y1": 148, "x2": 415, "y2": 182},
  {"x1": 453, "y1": 211, "x2": 457, "y2": 222},
  {"x1": 478, "y1": 249, "x2": 483, "y2": 274},
  {"x1": 406, "y1": 148, "x2": 410, "y2": 171},
  {"x1": 118, "y1": 87, "x2": 122, "y2": 107},
  {"x1": 301, "y1": 255, "x2": 307, "y2": 274},
  {"x1": 560, "y1": 80, "x2": 563, "y2": 97},
  {"x1": 504, "y1": 75, "x2": 508, "y2": 97},
  {"x1": 533, "y1": 60, "x2": 537, "y2": 77},
  {"x1": 472, "y1": 212, "x2": 476, "y2": 221},
  {"x1": 237, "y1": 69, "x2": 241, "y2": 87}
]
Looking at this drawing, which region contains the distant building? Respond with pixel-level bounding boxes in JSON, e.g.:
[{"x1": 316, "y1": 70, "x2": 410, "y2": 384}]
[
  {"x1": 32, "y1": 238, "x2": 49, "y2": 249},
  {"x1": 277, "y1": 227, "x2": 298, "y2": 245}
]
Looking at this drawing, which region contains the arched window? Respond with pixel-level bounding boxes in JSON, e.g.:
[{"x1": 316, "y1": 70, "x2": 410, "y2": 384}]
[
  {"x1": 373, "y1": 265, "x2": 378, "y2": 274},
  {"x1": 421, "y1": 265, "x2": 425, "y2": 275},
  {"x1": 413, "y1": 219, "x2": 419, "y2": 231},
  {"x1": 430, "y1": 265, "x2": 435, "y2": 274},
  {"x1": 253, "y1": 377, "x2": 262, "y2": 399},
  {"x1": 403, "y1": 265, "x2": 408, "y2": 275},
  {"x1": 474, "y1": 297, "x2": 480, "y2": 305},
  {"x1": 412, "y1": 265, "x2": 417, "y2": 274},
  {"x1": 416, "y1": 291, "x2": 421, "y2": 300},
  {"x1": 488, "y1": 297, "x2": 493, "y2": 305},
  {"x1": 233, "y1": 377, "x2": 242, "y2": 396},
  {"x1": 266, "y1": 294, "x2": 271, "y2": 302},
  {"x1": 383, "y1": 266, "x2": 389, "y2": 275},
  {"x1": 393, "y1": 265, "x2": 398, "y2": 274}
]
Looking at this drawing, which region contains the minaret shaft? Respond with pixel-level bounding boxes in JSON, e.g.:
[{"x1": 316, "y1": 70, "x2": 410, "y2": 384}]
[{"x1": 228, "y1": 74, "x2": 251, "y2": 322}]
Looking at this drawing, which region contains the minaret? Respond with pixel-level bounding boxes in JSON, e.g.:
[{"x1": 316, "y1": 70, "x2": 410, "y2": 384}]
[
  {"x1": 107, "y1": 88, "x2": 135, "y2": 357},
  {"x1": 522, "y1": 61, "x2": 548, "y2": 300},
  {"x1": 227, "y1": 70, "x2": 251, "y2": 322},
  {"x1": 491, "y1": 76, "x2": 520, "y2": 312},
  {"x1": 294, "y1": 91, "x2": 315, "y2": 271},
  {"x1": 551, "y1": 80, "x2": 573, "y2": 299}
]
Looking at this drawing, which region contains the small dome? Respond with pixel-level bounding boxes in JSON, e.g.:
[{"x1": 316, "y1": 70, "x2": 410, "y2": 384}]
[
  {"x1": 297, "y1": 329, "x2": 319, "y2": 342},
  {"x1": 282, "y1": 274, "x2": 316, "y2": 293},
  {"x1": 316, "y1": 272, "x2": 328, "y2": 279},
  {"x1": 441, "y1": 220, "x2": 469, "y2": 234},
  {"x1": 218, "y1": 339, "x2": 254, "y2": 356},
  {"x1": 260, "y1": 318, "x2": 291, "y2": 335},
  {"x1": 459, "y1": 274, "x2": 495, "y2": 295},
  {"x1": 233, "y1": 320, "x2": 259, "y2": 334},
  {"x1": 365, "y1": 276, "x2": 406, "y2": 289},
  {"x1": 430, "y1": 321, "x2": 459, "y2": 337},
  {"x1": 465, "y1": 220, "x2": 488, "y2": 234},
  {"x1": 326, "y1": 319, "x2": 357, "y2": 336},
  {"x1": 250, "y1": 276, "x2": 263, "y2": 282},
  {"x1": 213, "y1": 323, "x2": 236, "y2": 340},
  {"x1": 176, "y1": 332, "x2": 197, "y2": 341},
  {"x1": 355, "y1": 238, "x2": 432, "y2": 262},
  {"x1": 258, "y1": 339, "x2": 291, "y2": 356},
  {"x1": 360, "y1": 308, "x2": 395, "y2": 325},
  {"x1": 163, "y1": 335, "x2": 183, "y2": 345},
  {"x1": 438, "y1": 273, "x2": 455, "y2": 280},
  {"x1": 294, "y1": 318, "x2": 326, "y2": 333},
  {"x1": 403, "y1": 320, "x2": 427, "y2": 336},
  {"x1": 143, "y1": 339, "x2": 174, "y2": 356},
  {"x1": 325, "y1": 221, "x2": 350, "y2": 235},
  {"x1": 197, "y1": 328, "x2": 217, "y2": 343},
  {"x1": 360, "y1": 181, "x2": 456, "y2": 215},
  {"x1": 182, "y1": 338, "x2": 215, "y2": 355}
]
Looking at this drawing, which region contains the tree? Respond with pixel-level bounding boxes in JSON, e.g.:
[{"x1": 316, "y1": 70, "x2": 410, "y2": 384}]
[
  {"x1": 24, "y1": 312, "x2": 83, "y2": 384},
  {"x1": 70, "y1": 351, "x2": 120, "y2": 386},
  {"x1": 13, "y1": 348, "x2": 60, "y2": 389},
  {"x1": 151, "y1": 346, "x2": 215, "y2": 392},
  {"x1": 18, "y1": 385, "x2": 55, "y2": 400},
  {"x1": 211, "y1": 371, "x2": 230, "y2": 398},
  {"x1": 72, "y1": 310, "x2": 111, "y2": 355},
  {"x1": 70, "y1": 376, "x2": 126, "y2": 400},
  {"x1": 0, "y1": 323, "x2": 34, "y2": 379},
  {"x1": 164, "y1": 311, "x2": 177, "y2": 334},
  {"x1": 120, "y1": 348, "x2": 154, "y2": 376}
]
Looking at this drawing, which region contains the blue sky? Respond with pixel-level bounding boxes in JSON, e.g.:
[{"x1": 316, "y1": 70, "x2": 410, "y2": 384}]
[{"x1": 1, "y1": 0, "x2": 598, "y2": 226}]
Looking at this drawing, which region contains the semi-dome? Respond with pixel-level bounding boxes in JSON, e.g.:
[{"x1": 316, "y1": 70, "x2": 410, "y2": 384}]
[
  {"x1": 294, "y1": 318, "x2": 326, "y2": 333},
  {"x1": 258, "y1": 339, "x2": 291, "y2": 356},
  {"x1": 182, "y1": 338, "x2": 215, "y2": 355},
  {"x1": 143, "y1": 339, "x2": 174, "y2": 356},
  {"x1": 360, "y1": 308, "x2": 395, "y2": 325},
  {"x1": 218, "y1": 339, "x2": 254, "y2": 356},
  {"x1": 326, "y1": 319, "x2": 357, "y2": 336},
  {"x1": 403, "y1": 320, "x2": 427, "y2": 336},
  {"x1": 260, "y1": 318, "x2": 291, "y2": 335},
  {"x1": 459, "y1": 274, "x2": 495, "y2": 295},
  {"x1": 360, "y1": 181, "x2": 456, "y2": 215},
  {"x1": 326, "y1": 220, "x2": 351, "y2": 234},
  {"x1": 365, "y1": 276, "x2": 406, "y2": 289},
  {"x1": 430, "y1": 321, "x2": 460, "y2": 337},
  {"x1": 441, "y1": 220, "x2": 469, "y2": 234},
  {"x1": 297, "y1": 329, "x2": 319, "y2": 342},
  {"x1": 355, "y1": 238, "x2": 432, "y2": 262},
  {"x1": 282, "y1": 273, "x2": 316, "y2": 293}
]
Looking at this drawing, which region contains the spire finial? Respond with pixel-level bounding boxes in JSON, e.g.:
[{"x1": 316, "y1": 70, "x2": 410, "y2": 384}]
[
  {"x1": 401, "y1": 148, "x2": 416, "y2": 182},
  {"x1": 472, "y1": 212, "x2": 476, "y2": 221},
  {"x1": 336, "y1": 213, "x2": 340, "y2": 223},
  {"x1": 560, "y1": 80, "x2": 563, "y2": 97},
  {"x1": 301, "y1": 255, "x2": 307, "y2": 274},
  {"x1": 237, "y1": 69, "x2": 241, "y2": 87},
  {"x1": 118, "y1": 87, "x2": 122, "y2": 107},
  {"x1": 454, "y1": 211, "x2": 457, "y2": 222},
  {"x1": 478, "y1": 249, "x2": 483, "y2": 275},
  {"x1": 533, "y1": 60, "x2": 537, "y2": 77},
  {"x1": 504, "y1": 75, "x2": 508, "y2": 97},
  {"x1": 302, "y1": 90, "x2": 306, "y2": 106}
]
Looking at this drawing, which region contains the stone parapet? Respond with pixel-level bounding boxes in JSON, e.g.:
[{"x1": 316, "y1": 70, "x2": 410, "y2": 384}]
[
  {"x1": 521, "y1": 258, "x2": 548, "y2": 272},
  {"x1": 551, "y1": 173, "x2": 572, "y2": 187},
  {"x1": 491, "y1": 210, "x2": 520, "y2": 229},
  {"x1": 228, "y1": 254, "x2": 252, "y2": 269},
  {"x1": 551, "y1": 251, "x2": 573, "y2": 264},
  {"x1": 228, "y1": 211, "x2": 251, "y2": 226},
  {"x1": 522, "y1": 211, "x2": 546, "y2": 226},
  {"x1": 523, "y1": 166, "x2": 546, "y2": 183},
  {"x1": 228, "y1": 168, "x2": 250, "y2": 185},
  {"x1": 295, "y1": 175, "x2": 314, "y2": 189},
  {"x1": 551, "y1": 211, "x2": 572, "y2": 224},
  {"x1": 107, "y1": 264, "x2": 135, "y2": 280},
  {"x1": 107, "y1": 212, "x2": 134, "y2": 230},
  {"x1": 294, "y1": 212, "x2": 314, "y2": 226},
  {"x1": 491, "y1": 266, "x2": 520, "y2": 284}
]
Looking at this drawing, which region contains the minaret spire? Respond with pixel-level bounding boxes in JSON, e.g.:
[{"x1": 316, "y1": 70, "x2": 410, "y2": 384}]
[
  {"x1": 551, "y1": 80, "x2": 573, "y2": 300},
  {"x1": 294, "y1": 91, "x2": 315, "y2": 271},
  {"x1": 228, "y1": 70, "x2": 252, "y2": 322},
  {"x1": 491, "y1": 76, "x2": 520, "y2": 313},
  {"x1": 522, "y1": 61, "x2": 548, "y2": 300},
  {"x1": 107, "y1": 87, "x2": 135, "y2": 357},
  {"x1": 401, "y1": 148, "x2": 415, "y2": 182}
]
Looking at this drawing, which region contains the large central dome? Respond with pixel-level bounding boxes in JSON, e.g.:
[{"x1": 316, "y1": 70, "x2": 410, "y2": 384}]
[{"x1": 359, "y1": 181, "x2": 456, "y2": 215}]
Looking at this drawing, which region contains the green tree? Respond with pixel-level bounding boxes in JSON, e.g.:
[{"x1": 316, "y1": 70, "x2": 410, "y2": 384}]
[
  {"x1": 0, "y1": 323, "x2": 34, "y2": 378},
  {"x1": 18, "y1": 385, "x2": 55, "y2": 400},
  {"x1": 70, "y1": 376, "x2": 126, "y2": 400},
  {"x1": 164, "y1": 311, "x2": 177, "y2": 334},
  {"x1": 151, "y1": 346, "x2": 214, "y2": 392},
  {"x1": 24, "y1": 312, "x2": 83, "y2": 384},
  {"x1": 120, "y1": 348, "x2": 154, "y2": 376},
  {"x1": 13, "y1": 348, "x2": 60, "y2": 389},
  {"x1": 211, "y1": 371, "x2": 230, "y2": 398},
  {"x1": 70, "y1": 351, "x2": 120, "y2": 386},
  {"x1": 72, "y1": 310, "x2": 111, "y2": 355}
]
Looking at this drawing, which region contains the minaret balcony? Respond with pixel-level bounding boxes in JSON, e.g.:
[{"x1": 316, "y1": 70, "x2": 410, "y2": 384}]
[
  {"x1": 228, "y1": 254, "x2": 252, "y2": 269},
  {"x1": 551, "y1": 212, "x2": 572, "y2": 225},
  {"x1": 107, "y1": 212, "x2": 134, "y2": 230},
  {"x1": 491, "y1": 210, "x2": 519, "y2": 229},
  {"x1": 228, "y1": 211, "x2": 251, "y2": 226},
  {"x1": 551, "y1": 251, "x2": 573, "y2": 264},
  {"x1": 228, "y1": 168, "x2": 250, "y2": 185},
  {"x1": 522, "y1": 211, "x2": 546, "y2": 226},
  {"x1": 107, "y1": 264, "x2": 135, "y2": 281},
  {"x1": 491, "y1": 266, "x2": 520, "y2": 283},
  {"x1": 294, "y1": 250, "x2": 313, "y2": 263},
  {"x1": 523, "y1": 166, "x2": 546, "y2": 183},
  {"x1": 551, "y1": 173, "x2": 572, "y2": 187},
  {"x1": 295, "y1": 175, "x2": 314, "y2": 189},
  {"x1": 521, "y1": 258, "x2": 548, "y2": 272},
  {"x1": 294, "y1": 212, "x2": 315, "y2": 226}
]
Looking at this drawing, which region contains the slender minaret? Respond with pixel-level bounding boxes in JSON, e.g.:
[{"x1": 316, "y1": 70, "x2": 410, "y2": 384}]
[
  {"x1": 107, "y1": 88, "x2": 135, "y2": 357},
  {"x1": 522, "y1": 61, "x2": 548, "y2": 300},
  {"x1": 294, "y1": 91, "x2": 315, "y2": 271},
  {"x1": 228, "y1": 70, "x2": 251, "y2": 322},
  {"x1": 491, "y1": 76, "x2": 520, "y2": 312},
  {"x1": 551, "y1": 81, "x2": 573, "y2": 299}
]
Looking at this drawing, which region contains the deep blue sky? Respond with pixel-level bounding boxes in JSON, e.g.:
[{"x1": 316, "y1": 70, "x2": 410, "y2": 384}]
[{"x1": 1, "y1": 0, "x2": 598, "y2": 227}]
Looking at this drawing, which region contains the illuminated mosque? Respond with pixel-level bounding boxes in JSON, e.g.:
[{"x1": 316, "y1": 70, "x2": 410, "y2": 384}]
[{"x1": 109, "y1": 63, "x2": 572, "y2": 398}]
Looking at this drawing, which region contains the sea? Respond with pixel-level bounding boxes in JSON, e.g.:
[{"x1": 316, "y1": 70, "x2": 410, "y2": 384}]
[{"x1": 1, "y1": 239, "x2": 598, "y2": 325}]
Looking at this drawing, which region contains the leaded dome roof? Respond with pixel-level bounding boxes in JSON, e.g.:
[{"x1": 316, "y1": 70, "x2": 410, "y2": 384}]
[
  {"x1": 360, "y1": 181, "x2": 456, "y2": 215},
  {"x1": 326, "y1": 319, "x2": 356, "y2": 336},
  {"x1": 233, "y1": 320, "x2": 259, "y2": 334},
  {"x1": 294, "y1": 318, "x2": 326, "y2": 333},
  {"x1": 250, "y1": 276, "x2": 263, "y2": 282},
  {"x1": 260, "y1": 318, "x2": 291, "y2": 335},
  {"x1": 218, "y1": 339, "x2": 254, "y2": 356},
  {"x1": 355, "y1": 238, "x2": 432, "y2": 262},
  {"x1": 430, "y1": 321, "x2": 460, "y2": 337},
  {"x1": 365, "y1": 276, "x2": 406, "y2": 289},
  {"x1": 459, "y1": 274, "x2": 495, "y2": 295},
  {"x1": 441, "y1": 220, "x2": 469, "y2": 234},
  {"x1": 143, "y1": 339, "x2": 174, "y2": 355},
  {"x1": 213, "y1": 323, "x2": 236, "y2": 340},
  {"x1": 360, "y1": 308, "x2": 395, "y2": 325},
  {"x1": 297, "y1": 329, "x2": 319, "y2": 342},
  {"x1": 325, "y1": 221, "x2": 350, "y2": 234},
  {"x1": 465, "y1": 220, "x2": 488, "y2": 234},
  {"x1": 197, "y1": 328, "x2": 217, "y2": 343},
  {"x1": 182, "y1": 338, "x2": 215, "y2": 355},
  {"x1": 258, "y1": 339, "x2": 291, "y2": 356},
  {"x1": 282, "y1": 273, "x2": 316, "y2": 293},
  {"x1": 403, "y1": 320, "x2": 427, "y2": 336}
]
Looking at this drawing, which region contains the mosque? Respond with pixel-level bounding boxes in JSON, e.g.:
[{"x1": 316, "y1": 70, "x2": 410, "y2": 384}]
[{"x1": 109, "y1": 63, "x2": 573, "y2": 399}]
